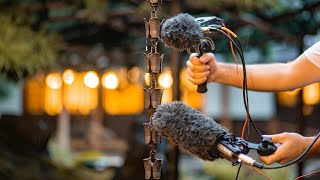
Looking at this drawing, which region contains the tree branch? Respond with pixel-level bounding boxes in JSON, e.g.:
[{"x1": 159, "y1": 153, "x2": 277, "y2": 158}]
[
  {"x1": 233, "y1": 13, "x2": 300, "y2": 45},
  {"x1": 263, "y1": 1, "x2": 320, "y2": 23}
]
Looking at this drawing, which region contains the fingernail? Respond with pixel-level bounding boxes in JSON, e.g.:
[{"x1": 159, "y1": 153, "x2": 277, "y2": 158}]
[{"x1": 206, "y1": 65, "x2": 210, "y2": 70}]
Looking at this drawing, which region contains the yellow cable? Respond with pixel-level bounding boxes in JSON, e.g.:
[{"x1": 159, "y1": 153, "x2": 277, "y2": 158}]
[{"x1": 221, "y1": 27, "x2": 237, "y2": 38}]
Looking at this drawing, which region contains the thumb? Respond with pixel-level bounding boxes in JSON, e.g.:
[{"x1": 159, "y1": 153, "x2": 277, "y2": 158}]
[{"x1": 264, "y1": 133, "x2": 287, "y2": 143}]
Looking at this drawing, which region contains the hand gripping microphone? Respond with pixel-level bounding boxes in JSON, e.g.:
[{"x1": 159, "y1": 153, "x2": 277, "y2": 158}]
[
  {"x1": 160, "y1": 13, "x2": 222, "y2": 93},
  {"x1": 152, "y1": 101, "x2": 277, "y2": 168}
]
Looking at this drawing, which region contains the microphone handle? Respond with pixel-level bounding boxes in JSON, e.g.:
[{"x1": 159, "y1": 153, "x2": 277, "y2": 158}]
[{"x1": 196, "y1": 48, "x2": 208, "y2": 93}]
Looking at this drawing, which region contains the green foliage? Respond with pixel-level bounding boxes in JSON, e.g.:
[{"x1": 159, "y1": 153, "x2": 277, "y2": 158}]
[
  {"x1": 0, "y1": 15, "x2": 64, "y2": 79},
  {"x1": 82, "y1": 0, "x2": 109, "y2": 23},
  {"x1": 186, "y1": 0, "x2": 282, "y2": 11}
]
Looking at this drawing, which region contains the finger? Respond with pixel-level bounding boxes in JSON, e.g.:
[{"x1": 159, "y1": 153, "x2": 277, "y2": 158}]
[
  {"x1": 199, "y1": 53, "x2": 214, "y2": 64},
  {"x1": 189, "y1": 55, "x2": 204, "y2": 65},
  {"x1": 259, "y1": 153, "x2": 282, "y2": 165},
  {"x1": 186, "y1": 61, "x2": 210, "y2": 72},
  {"x1": 188, "y1": 76, "x2": 207, "y2": 85},
  {"x1": 187, "y1": 69, "x2": 210, "y2": 79},
  {"x1": 268, "y1": 132, "x2": 289, "y2": 143}
]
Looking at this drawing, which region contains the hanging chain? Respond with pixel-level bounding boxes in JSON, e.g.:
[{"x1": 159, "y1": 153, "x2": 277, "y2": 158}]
[{"x1": 143, "y1": 0, "x2": 164, "y2": 179}]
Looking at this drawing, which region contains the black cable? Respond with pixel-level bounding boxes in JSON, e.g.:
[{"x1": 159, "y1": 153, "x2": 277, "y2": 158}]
[
  {"x1": 215, "y1": 28, "x2": 262, "y2": 136},
  {"x1": 235, "y1": 162, "x2": 243, "y2": 180},
  {"x1": 261, "y1": 132, "x2": 320, "y2": 169},
  {"x1": 211, "y1": 27, "x2": 320, "y2": 179},
  {"x1": 232, "y1": 36, "x2": 248, "y2": 180},
  {"x1": 213, "y1": 29, "x2": 256, "y2": 180},
  {"x1": 216, "y1": 30, "x2": 320, "y2": 177},
  {"x1": 234, "y1": 37, "x2": 255, "y2": 138}
]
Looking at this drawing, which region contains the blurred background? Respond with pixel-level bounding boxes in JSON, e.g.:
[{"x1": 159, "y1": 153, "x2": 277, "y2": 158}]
[{"x1": 0, "y1": 0, "x2": 320, "y2": 179}]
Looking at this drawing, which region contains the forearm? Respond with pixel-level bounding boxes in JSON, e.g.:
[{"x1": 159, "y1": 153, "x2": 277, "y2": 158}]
[{"x1": 215, "y1": 62, "x2": 297, "y2": 92}]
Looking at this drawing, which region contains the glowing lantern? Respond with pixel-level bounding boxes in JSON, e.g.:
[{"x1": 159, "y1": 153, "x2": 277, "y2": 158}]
[
  {"x1": 303, "y1": 83, "x2": 320, "y2": 105},
  {"x1": 102, "y1": 72, "x2": 119, "y2": 90},
  {"x1": 63, "y1": 71, "x2": 98, "y2": 115},
  {"x1": 277, "y1": 89, "x2": 300, "y2": 107},
  {"x1": 44, "y1": 73, "x2": 63, "y2": 115},
  {"x1": 25, "y1": 73, "x2": 45, "y2": 115},
  {"x1": 158, "y1": 71, "x2": 173, "y2": 89},
  {"x1": 144, "y1": 73, "x2": 151, "y2": 86},
  {"x1": 103, "y1": 68, "x2": 144, "y2": 115},
  {"x1": 46, "y1": 73, "x2": 62, "y2": 89},
  {"x1": 62, "y1": 69, "x2": 74, "y2": 85},
  {"x1": 180, "y1": 68, "x2": 204, "y2": 110},
  {"x1": 25, "y1": 70, "x2": 100, "y2": 116},
  {"x1": 84, "y1": 71, "x2": 99, "y2": 88},
  {"x1": 157, "y1": 69, "x2": 173, "y2": 103}
]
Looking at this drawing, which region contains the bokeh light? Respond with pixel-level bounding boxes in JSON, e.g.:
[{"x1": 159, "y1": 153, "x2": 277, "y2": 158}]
[
  {"x1": 62, "y1": 69, "x2": 75, "y2": 85},
  {"x1": 84, "y1": 71, "x2": 99, "y2": 88},
  {"x1": 102, "y1": 72, "x2": 119, "y2": 90},
  {"x1": 158, "y1": 71, "x2": 173, "y2": 88},
  {"x1": 46, "y1": 73, "x2": 62, "y2": 89}
]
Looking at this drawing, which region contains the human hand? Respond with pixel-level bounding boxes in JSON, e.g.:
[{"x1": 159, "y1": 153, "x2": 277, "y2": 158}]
[
  {"x1": 186, "y1": 53, "x2": 217, "y2": 85},
  {"x1": 259, "y1": 132, "x2": 313, "y2": 165}
]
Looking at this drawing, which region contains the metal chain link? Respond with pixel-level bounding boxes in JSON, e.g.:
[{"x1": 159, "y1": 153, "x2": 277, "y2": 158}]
[{"x1": 143, "y1": 0, "x2": 163, "y2": 179}]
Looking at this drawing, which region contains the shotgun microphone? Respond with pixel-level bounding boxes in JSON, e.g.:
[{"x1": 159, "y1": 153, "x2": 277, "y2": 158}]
[{"x1": 152, "y1": 101, "x2": 277, "y2": 168}]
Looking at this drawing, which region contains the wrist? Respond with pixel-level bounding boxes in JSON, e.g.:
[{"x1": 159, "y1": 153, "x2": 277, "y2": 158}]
[
  {"x1": 214, "y1": 62, "x2": 243, "y2": 87},
  {"x1": 306, "y1": 136, "x2": 320, "y2": 157},
  {"x1": 214, "y1": 62, "x2": 225, "y2": 83}
]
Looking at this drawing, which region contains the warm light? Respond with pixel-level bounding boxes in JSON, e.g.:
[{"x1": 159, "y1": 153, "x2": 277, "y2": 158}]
[
  {"x1": 62, "y1": 69, "x2": 74, "y2": 85},
  {"x1": 46, "y1": 73, "x2": 62, "y2": 89},
  {"x1": 45, "y1": 73, "x2": 62, "y2": 115},
  {"x1": 25, "y1": 73, "x2": 45, "y2": 115},
  {"x1": 84, "y1": 71, "x2": 99, "y2": 88},
  {"x1": 63, "y1": 72, "x2": 98, "y2": 115},
  {"x1": 103, "y1": 83, "x2": 144, "y2": 115},
  {"x1": 285, "y1": 89, "x2": 300, "y2": 96},
  {"x1": 158, "y1": 71, "x2": 173, "y2": 88},
  {"x1": 303, "y1": 83, "x2": 320, "y2": 105},
  {"x1": 144, "y1": 73, "x2": 150, "y2": 86},
  {"x1": 102, "y1": 72, "x2": 119, "y2": 90},
  {"x1": 277, "y1": 88, "x2": 301, "y2": 107},
  {"x1": 180, "y1": 69, "x2": 197, "y2": 91},
  {"x1": 179, "y1": 68, "x2": 204, "y2": 110},
  {"x1": 127, "y1": 67, "x2": 141, "y2": 83}
]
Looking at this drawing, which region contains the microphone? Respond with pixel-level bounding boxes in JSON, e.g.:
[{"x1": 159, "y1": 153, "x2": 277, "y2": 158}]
[
  {"x1": 152, "y1": 101, "x2": 277, "y2": 168},
  {"x1": 160, "y1": 13, "x2": 220, "y2": 93},
  {"x1": 160, "y1": 13, "x2": 204, "y2": 53}
]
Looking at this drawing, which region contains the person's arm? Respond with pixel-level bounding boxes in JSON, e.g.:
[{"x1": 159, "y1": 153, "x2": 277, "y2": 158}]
[
  {"x1": 186, "y1": 53, "x2": 320, "y2": 92},
  {"x1": 259, "y1": 132, "x2": 320, "y2": 165}
]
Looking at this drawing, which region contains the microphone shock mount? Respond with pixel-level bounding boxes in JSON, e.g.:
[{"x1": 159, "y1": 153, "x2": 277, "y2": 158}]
[{"x1": 209, "y1": 132, "x2": 277, "y2": 166}]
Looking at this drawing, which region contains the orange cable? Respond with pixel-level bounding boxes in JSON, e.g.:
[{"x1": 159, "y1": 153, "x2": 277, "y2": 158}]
[
  {"x1": 221, "y1": 24, "x2": 270, "y2": 180},
  {"x1": 221, "y1": 23, "x2": 248, "y2": 138},
  {"x1": 253, "y1": 168, "x2": 273, "y2": 180},
  {"x1": 294, "y1": 169, "x2": 320, "y2": 180},
  {"x1": 222, "y1": 24, "x2": 242, "y2": 85},
  {"x1": 241, "y1": 115, "x2": 249, "y2": 138}
]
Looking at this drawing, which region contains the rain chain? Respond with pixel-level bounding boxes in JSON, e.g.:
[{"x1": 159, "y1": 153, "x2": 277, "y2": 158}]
[{"x1": 143, "y1": 0, "x2": 163, "y2": 179}]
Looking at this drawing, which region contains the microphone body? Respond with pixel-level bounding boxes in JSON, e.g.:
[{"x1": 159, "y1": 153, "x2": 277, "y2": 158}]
[{"x1": 152, "y1": 102, "x2": 276, "y2": 168}]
